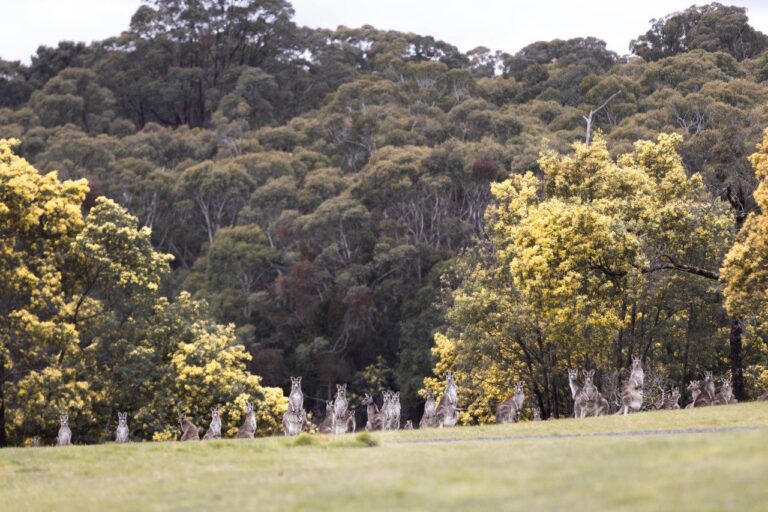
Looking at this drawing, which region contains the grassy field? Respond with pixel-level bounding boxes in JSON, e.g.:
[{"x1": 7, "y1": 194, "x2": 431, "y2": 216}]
[{"x1": 2, "y1": 403, "x2": 768, "y2": 511}]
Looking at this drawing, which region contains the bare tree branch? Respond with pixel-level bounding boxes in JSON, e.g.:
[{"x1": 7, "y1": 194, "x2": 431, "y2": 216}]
[{"x1": 583, "y1": 90, "x2": 621, "y2": 145}]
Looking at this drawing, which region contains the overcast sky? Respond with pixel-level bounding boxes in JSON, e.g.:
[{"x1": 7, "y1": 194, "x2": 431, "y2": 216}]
[{"x1": 2, "y1": 0, "x2": 768, "y2": 63}]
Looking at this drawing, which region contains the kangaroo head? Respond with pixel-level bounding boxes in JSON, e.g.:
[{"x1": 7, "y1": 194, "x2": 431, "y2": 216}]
[
  {"x1": 704, "y1": 371, "x2": 713, "y2": 381},
  {"x1": 445, "y1": 371, "x2": 454, "y2": 384},
  {"x1": 533, "y1": 407, "x2": 541, "y2": 419},
  {"x1": 363, "y1": 393, "x2": 373, "y2": 405},
  {"x1": 687, "y1": 380, "x2": 700, "y2": 392},
  {"x1": 178, "y1": 412, "x2": 187, "y2": 425},
  {"x1": 631, "y1": 356, "x2": 642, "y2": 370},
  {"x1": 426, "y1": 389, "x2": 434, "y2": 399},
  {"x1": 325, "y1": 401, "x2": 334, "y2": 414},
  {"x1": 721, "y1": 378, "x2": 732, "y2": 392},
  {"x1": 393, "y1": 392, "x2": 400, "y2": 402},
  {"x1": 568, "y1": 368, "x2": 579, "y2": 380},
  {"x1": 291, "y1": 377, "x2": 302, "y2": 390},
  {"x1": 211, "y1": 406, "x2": 219, "y2": 419},
  {"x1": 246, "y1": 402, "x2": 254, "y2": 414},
  {"x1": 671, "y1": 387, "x2": 680, "y2": 400},
  {"x1": 60, "y1": 414, "x2": 68, "y2": 426},
  {"x1": 514, "y1": 381, "x2": 524, "y2": 394},
  {"x1": 336, "y1": 384, "x2": 347, "y2": 398},
  {"x1": 582, "y1": 369, "x2": 595, "y2": 384},
  {"x1": 118, "y1": 412, "x2": 127, "y2": 425}
]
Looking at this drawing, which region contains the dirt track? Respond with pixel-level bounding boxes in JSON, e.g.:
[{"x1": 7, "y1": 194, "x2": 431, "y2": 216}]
[{"x1": 394, "y1": 425, "x2": 767, "y2": 444}]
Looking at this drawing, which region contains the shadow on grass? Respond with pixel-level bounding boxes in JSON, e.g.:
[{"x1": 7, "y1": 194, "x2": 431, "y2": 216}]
[{"x1": 289, "y1": 432, "x2": 379, "y2": 448}]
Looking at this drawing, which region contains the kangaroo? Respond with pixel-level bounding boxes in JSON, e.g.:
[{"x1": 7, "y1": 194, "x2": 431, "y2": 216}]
[
  {"x1": 202, "y1": 406, "x2": 222, "y2": 440},
  {"x1": 115, "y1": 411, "x2": 129, "y2": 443},
  {"x1": 236, "y1": 402, "x2": 257, "y2": 439},
  {"x1": 694, "y1": 371, "x2": 715, "y2": 407},
  {"x1": 178, "y1": 412, "x2": 199, "y2": 441},
  {"x1": 496, "y1": 381, "x2": 525, "y2": 424},
  {"x1": 685, "y1": 381, "x2": 701, "y2": 409},
  {"x1": 618, "y1": 358, "x2": 644, "y2": 415},
  {"x1": 404, "y1": 420, "x2": 414, "y2": 430},
  {"x1": 289, "y1": 376, "x2": 304, "y2": 413},
  {"x1": 714, "y1": 378, "x2": 738, "y2": 405},
  {"x1": 282, "y1": 404, "x2": 307, "y2": 436},
  {"x1": 628, "y1": 356, "x2": 645, "y2": 388},
  {"x1": 318, "y1": 401, "x2": 334, "y2": 434},
  {"x1": 435, "y1": 371, "x2": 459, "y2": 428},
  {"x1": 57, "y1": 414, "x2": 72, "y2": 446},
  {"x1": 332, "y1": 384, "x2": 349, "y2": 435},
  {"x1": 389, "y1": 392, "x2": 401, "y2": 430},
  {"x1": 30, "y1": 436, "x2": 41, "y2": 447},
  {"x1": 662, "y1": 387, "x2": 681, "y2": 410},
  {"x1": 704, "y1": 371, "x2": 716, "y2": 400},
  {"x1": 381, "y1": 391, "x2": 392, "y2": 430},
  {"x1": 363, "y1": 393, "x2": 385, "y2": 431},
  {"x1": 568, "y1": 368, "x2": 583, "y2": 418},
  {"x1": 533, "y1": 407, "x2": 542, "y2": 421},
  {"x1": 420, "y1": 389, "x2": 437, "y2": 428},
  {"x1": 345, "y1": 408, "x2": 356, "y2": 433},
  {"x1": 575, "y1": 370, "x2": 608, "y2": 418}
]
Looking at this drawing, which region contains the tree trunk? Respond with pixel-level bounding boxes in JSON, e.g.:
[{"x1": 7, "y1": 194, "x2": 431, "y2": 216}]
[
  {"x1": 0, "y1": 362, "x2": 6, "y2": 447},
  {"x1": 726, "y1": 186, "x2": 748, "y2": 401},
  {"x1": 729, "y1": 317, "x2": 745, "y2": 400}
]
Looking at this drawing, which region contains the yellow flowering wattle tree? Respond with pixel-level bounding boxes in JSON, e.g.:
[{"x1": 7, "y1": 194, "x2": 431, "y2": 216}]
[
  {"x1": 722, "y1": 130, "x2": 768, "y2": 396},
  {"x1": 428, "y1": 134, "x2": 736, "y2": 422},
  {"x1": 0, "y1": 139, "x2": 285, "y2": 446}
]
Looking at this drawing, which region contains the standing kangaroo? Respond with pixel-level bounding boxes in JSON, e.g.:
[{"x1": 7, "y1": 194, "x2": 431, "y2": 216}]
[
  {"x1": 282, "y1": 405, "x2": 307, "y2": 436},
  {"x1": 389, "y1": 392, "x2": 401, "y2": 430},
  {"x1": 332, "y1": 384, "x2": 350, "y2": 434},
  {"x1": 178, "y1": 412, "x2": 200, "y2": 441},
  {"x1": 575, "y1": 370, "x2": 609, "y2": 417},
  {"x1": 236, "y1": 402, "x2": 257, "y2": 439},
  {"x1": 435, "y1": 371, "x2": 459, "y2": 428},
  {"x1": 363, "y1": 393, "x2": 385, "y2": 431},
  {"x1": 115, "y1": 411, "x2": 129, "y2": 443},
  {"x1": 57, "y1": 414, "x2": 72, "y2": 446},
  {"x1": 289, "y1": 377, "x2": 304, "y2": 413},
  {"x1": 419, "y1": 389, "x2": 437, "y2": 428},
  {"x1": 202, "y1": 406, "x2": 222, "y2": 440},
  {"x1": 381, "y1": 391, "x2": 392, "y2": 430},
  {"x1": 714, "y1": 378, "x2": 738, "y2": 405},
  {"x1": 496, "y1": 381, "x2": 525, "y2": 424},
  {"x1": 685, "y1": 381, "x2": 701, "y2": 409},
  {"x1": 618, "y1": 357, "x2": 644, "y2": 415},
  {"x1": 568, "y1": 368, "x2": 583, "y2": 418},
  {"x1": 318, "y1": 401, "x2": 334, "y2": 434}
]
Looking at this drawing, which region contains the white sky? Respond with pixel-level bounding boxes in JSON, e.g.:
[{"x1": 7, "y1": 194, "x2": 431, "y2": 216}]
[{"x1": 2, "y1": 0, "x2": 768, "y2": 63}]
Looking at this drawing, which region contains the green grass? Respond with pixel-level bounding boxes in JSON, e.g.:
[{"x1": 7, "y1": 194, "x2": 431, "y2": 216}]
[{"x1": 2, "y1": 403, "x2": 768, "y2": 511}]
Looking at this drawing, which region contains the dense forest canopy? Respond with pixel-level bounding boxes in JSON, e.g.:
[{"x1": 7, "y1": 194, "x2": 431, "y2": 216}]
[{"x1": 3, "y1": 0, "x2": 768, "y2": 444}]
